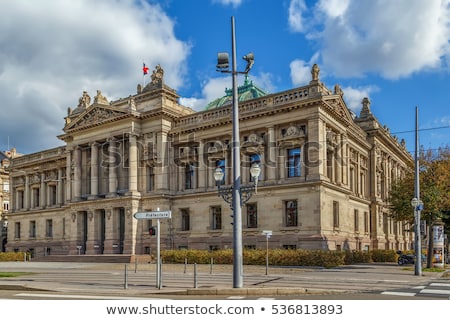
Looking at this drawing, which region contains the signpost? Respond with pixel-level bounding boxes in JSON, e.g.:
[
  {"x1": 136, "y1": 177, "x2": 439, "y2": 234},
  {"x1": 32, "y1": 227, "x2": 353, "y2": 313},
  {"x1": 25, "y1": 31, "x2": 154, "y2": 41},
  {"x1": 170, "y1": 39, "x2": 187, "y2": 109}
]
[
  {"x1": 262, "y1": 230, "x2": 272, "y2": 275},
  {"x1": 133, "y1": 208, "x2": 171, "y2": 289}
]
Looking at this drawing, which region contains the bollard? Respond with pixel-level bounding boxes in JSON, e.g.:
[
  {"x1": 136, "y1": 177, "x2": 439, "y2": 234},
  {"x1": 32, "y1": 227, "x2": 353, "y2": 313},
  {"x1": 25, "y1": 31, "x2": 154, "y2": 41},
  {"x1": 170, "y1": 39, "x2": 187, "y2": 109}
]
[
  {"x1": 124, "y1": 264, "x2": 128, "y2": 289},
  {"x1": 210, "y1": 257, "x2": 213, "y2": 274},
  {"x1": 24, "y1": 252, "x2": 26, "y2": 262},
  {"x1": 184, "y1": 258, "x2": 187, "y2": 274},
  {"x1": 194, "y1": 263, "x2": 198, "y2": 288},
  {"x1": 135, "y1": 257, "x2": 137, "y2": 273}
]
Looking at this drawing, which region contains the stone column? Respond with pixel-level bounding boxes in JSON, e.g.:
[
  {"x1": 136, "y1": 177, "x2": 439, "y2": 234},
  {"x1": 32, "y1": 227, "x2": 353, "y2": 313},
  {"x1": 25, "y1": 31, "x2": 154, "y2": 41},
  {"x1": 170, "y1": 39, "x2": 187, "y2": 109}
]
[
  {"x1": 208, "y1": 159, "x2": 215, "y2": 188},
  {"x1": 155, "y1": 131, "x2": 169, "y2": 190},
  {"x1": 85, "y1": 210, "x2": 96, "y2": 254},
  {"x1": 65, "y1": 149, "x2": 72, "y2": 202},
  {"x1": 90, "y1": 142, "x2": 99, "y2": 198},
  {"x1": 40, "y1": 173, "x2": 46, "y2": 208},
  {"x1": 57, "y1": 168, "x2": 63, "y2": 205},
  {"x1": 198, "y1": 140, "x2": 206, "y2": 189},
  {"x1": 108, "y1": 138, "x2": 117, "y2": 196},
  {"x1": 335, "y1": 134, "x2": 342, "y2": 185},
  {"x1": 24, "y1": 175, "x2": 30, "y2": 210},
  {"x1": 73, "y1": 146, "x2": 82, "y2": 200},
  {"x1": 128, "y1": 134, "x2": 139, "y2": 194},
  {"x1": 266, "y1": 126, "x2": 276, "y2": 181}
]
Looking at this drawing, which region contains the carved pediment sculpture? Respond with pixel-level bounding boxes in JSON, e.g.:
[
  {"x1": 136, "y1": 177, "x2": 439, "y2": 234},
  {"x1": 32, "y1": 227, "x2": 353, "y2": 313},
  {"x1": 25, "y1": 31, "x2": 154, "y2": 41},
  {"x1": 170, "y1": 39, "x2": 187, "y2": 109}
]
[{"x1": 66, "y1": 107, "x2": 128, "y2": 131}]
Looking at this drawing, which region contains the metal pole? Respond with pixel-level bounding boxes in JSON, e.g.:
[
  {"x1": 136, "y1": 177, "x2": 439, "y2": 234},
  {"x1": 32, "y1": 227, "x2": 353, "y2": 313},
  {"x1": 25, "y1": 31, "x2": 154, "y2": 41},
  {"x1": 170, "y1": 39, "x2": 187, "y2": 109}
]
[
  {"x1": 414, "y1": 106, "x2": 422, "y2": 276},
  {"x1": 265, "y1": 235, "x2": 269, "y2": 276},
  {"x1": 124, "y1": 264, "x2": 128, "y2": 289},
  {"x1": 230, "y1": 16, "x2": 243, "y2": 289},
  {"x1": 156, "y1": 218, "x2": 161, "y2": 288}
]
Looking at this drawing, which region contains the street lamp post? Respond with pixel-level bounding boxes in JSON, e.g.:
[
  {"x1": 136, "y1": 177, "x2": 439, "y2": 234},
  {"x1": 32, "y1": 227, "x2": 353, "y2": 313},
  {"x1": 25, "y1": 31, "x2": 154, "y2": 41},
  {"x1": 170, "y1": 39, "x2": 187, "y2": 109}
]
[
  {"x1": 411, "y1": 197, "x2": 423, "y2": 276},
  {"x1": 214, "y1": 16, "x2": 258, "y2": 288}
]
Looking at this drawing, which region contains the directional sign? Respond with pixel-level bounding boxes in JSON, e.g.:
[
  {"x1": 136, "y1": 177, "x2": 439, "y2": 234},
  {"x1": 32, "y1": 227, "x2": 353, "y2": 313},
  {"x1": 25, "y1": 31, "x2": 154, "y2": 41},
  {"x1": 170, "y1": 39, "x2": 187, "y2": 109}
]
[{"x1": 134, "y1": 210, "x2": 172, "y2": 219}]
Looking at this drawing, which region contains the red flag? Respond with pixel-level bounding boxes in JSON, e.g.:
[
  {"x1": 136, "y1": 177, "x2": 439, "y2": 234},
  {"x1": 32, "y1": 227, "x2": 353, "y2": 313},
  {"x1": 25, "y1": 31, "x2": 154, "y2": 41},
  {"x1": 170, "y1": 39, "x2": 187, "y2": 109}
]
[{"x1": 143, "y1": 63, "x2": 149, "y2": 75}]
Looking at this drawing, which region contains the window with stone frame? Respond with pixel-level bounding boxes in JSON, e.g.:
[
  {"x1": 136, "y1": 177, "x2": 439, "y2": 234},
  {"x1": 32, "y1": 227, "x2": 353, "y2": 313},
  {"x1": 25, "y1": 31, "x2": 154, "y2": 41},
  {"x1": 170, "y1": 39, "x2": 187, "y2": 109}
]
[
  {"x1": 246, "y1": 203, "x2": 258, "y2": 228},
  {"x1": 29, "y1": 220, "x2": 36, "y2": 238},
  {"x1": 211, "y1": 206, "x2": 222, "y2": 230},
  {"x1": 354, "y1": 209, "x2": 359, "y2": 232},
  {"x1": 147, "y1": 166, "x2": 155, "y2": 191},
  {"x1": 333, "y1": 201, "x2": 339, "y2": 228},
  {"x1": 181, "y1": 208, "x2": 190, "y2": 231},
  {"x1": 184, "y1": 163, "x2": 194, "y2": 189},
  {"x1": 364, "y1": 211, "x2": 369, "y2": 233},
  {"x1": 17, "y1": 189, "x2": 24, "y2": 209},
  {"x1": 45, "y1": 219, "x2": 53, "y2": 238},
  {"x1": 14, "y1": 222, "x2": 20, "y2": 238},
  {"x1": 287, "y1": 148, "x2": 301, "y2": 177},
  {"x1": 215, "y1": 159, "x2": 226, "y2": 183},
  {"x1": 32, "y1": 187, "x2": 40, "y2": 208},
  {"x1": 285, "y1": 200, "x2": 298, "y2": 227}
]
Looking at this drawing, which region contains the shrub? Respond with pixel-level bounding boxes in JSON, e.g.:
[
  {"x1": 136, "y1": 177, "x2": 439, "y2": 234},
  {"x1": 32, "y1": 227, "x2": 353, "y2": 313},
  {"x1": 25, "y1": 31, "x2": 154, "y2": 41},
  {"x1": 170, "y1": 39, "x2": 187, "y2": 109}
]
[{"x1": 0, "y1": 252, "x2": 28, "y2": 261}]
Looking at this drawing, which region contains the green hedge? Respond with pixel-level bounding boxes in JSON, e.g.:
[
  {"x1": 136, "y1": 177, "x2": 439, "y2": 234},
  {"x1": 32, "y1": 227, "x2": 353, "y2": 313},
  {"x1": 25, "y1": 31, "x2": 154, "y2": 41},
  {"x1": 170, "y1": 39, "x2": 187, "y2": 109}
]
[
  {"x1": 0, "y1": 252, "x2": 28, "y2": 261},
  {"x1": 161, "y1": 249, "x2": 398, "y2": 268}
]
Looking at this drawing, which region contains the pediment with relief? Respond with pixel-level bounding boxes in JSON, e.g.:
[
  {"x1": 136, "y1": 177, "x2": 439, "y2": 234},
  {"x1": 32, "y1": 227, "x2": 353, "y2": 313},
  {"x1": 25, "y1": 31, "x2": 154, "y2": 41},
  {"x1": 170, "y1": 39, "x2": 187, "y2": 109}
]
[
  {"x1": 64, "y1": 106, "x2": 129, "y2": 132},
  {"x1": 322, "y1": 96, "x2": 354, "y2": 125}
]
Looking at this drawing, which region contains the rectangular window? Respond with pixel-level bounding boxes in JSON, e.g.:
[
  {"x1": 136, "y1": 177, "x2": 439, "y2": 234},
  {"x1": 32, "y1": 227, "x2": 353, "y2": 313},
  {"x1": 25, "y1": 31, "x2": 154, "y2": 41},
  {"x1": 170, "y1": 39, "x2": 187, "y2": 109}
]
[
  {"x1": 283, "y1": 244, "x2": 297, "y2": 250},
  {"x1": 46, "y1": 219, "x2": 53, "y2": 238},
  {"x1": 333, "y1": 201, "x2": 339, "y2": 228},
  {"x1": 215, "y1": 159, "x2": 226, "y2": 183},
  {"x1": 29, "y1": 221, "x2": 36, "y2": 238},
  {"x1": 246, "y1": 203, "x2": 258, "y2": 228},
  {"x1": 181, "y1": 208, "x2": 190, "y2": 231},
  {"x1": 287, "y1": 148, "x2": 301, "y2": 177},
  {"x1": 211, "y1": 206, "x2": 222, "y2": 230},
  {"x1": 32, "y1": 188, "x2": 40, "y2": 208},
  {"x1": 49, "y1": 185, "x2": 57, "y2": 205},
  {"x1": 364, "y1": 211, "x2": 369, "y2": 233},
  {"x1": 285, "y1": 200, "x2": 298, "y2": 227},
  {"x1": 15, "y1": 222, "x2": 20, "y2": 239},
  {"x1": 354, "y1": 209, "x2": 359, "y2": 232},
  {"x1": 3, "y1": 201, "x2": 9, "y2": 212},
  {"x1": 185, "y1": 163, "x2": 194, "y2": 189},
  {"x1": 3, "y1": 182, "x2": 9, "y2": 192},
  {"x1": 18, "y1": 190, "x2": 24, "y2": 209},
  {"x1": 147, "y1": 166, "x2": 154, "y2": 191}
]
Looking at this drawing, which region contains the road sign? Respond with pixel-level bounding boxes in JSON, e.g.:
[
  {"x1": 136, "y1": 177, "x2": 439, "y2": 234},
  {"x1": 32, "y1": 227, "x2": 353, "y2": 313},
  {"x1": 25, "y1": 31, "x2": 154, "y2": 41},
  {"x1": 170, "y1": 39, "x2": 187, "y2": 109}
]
[{"x1": 133, "y1": 210, "x2": 172, "y2": 219}]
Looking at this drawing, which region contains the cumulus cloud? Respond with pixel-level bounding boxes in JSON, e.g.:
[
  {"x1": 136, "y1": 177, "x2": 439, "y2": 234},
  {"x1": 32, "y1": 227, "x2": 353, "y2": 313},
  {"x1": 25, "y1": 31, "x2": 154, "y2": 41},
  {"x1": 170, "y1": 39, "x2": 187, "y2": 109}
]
[
  {"x1": 212, "y1": 0, "x2": 244, "y2": 8},
  {"x1": 288, "y1": 0, "x2": 450, "y2": 79},
  {"x1": 288, "y1": 0, "x2": 308, "y2": 32},
  {"x1": 340, "y1": 85, "x2": 379, "y2": 113},
  {"x1": 0, "y1": 0, "x2": 191, "y2": 153}
]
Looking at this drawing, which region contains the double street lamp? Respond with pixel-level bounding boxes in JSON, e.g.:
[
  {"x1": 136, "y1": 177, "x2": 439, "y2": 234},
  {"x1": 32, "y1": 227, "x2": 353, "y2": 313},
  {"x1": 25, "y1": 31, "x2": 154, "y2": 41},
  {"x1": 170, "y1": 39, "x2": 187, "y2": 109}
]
[{"x1": 214, "y1": 16, "x2": 259, "y2": 288}]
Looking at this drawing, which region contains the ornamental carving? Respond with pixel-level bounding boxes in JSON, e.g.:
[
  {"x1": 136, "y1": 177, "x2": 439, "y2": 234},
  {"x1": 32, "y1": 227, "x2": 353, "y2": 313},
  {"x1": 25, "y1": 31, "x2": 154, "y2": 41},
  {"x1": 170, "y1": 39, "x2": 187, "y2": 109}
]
[{"x1": 76, "y1": 108, "x2": 126, "y2": 127}]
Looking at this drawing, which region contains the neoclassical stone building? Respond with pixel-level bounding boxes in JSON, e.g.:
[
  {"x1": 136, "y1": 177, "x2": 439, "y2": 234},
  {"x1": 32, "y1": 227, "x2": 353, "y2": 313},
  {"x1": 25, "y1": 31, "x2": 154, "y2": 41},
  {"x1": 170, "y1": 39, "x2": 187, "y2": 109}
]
[{"x1": 6, "y1": 64, "x2": 414, "y2": 258}]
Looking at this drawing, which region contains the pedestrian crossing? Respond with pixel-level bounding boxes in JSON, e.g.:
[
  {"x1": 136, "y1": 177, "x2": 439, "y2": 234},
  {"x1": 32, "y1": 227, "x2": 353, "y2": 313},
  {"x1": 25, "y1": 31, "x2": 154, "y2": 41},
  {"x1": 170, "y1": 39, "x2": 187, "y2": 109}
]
[{"x1": 381, "y1": 281, "x2": 450, "y2": 299}]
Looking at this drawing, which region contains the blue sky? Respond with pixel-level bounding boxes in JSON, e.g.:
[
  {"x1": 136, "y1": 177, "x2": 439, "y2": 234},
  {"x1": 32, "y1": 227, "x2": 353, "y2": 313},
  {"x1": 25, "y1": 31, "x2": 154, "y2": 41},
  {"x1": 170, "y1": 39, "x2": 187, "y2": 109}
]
[{"x1": 0, "y1": 0, "x2": 449, "y2": 155}]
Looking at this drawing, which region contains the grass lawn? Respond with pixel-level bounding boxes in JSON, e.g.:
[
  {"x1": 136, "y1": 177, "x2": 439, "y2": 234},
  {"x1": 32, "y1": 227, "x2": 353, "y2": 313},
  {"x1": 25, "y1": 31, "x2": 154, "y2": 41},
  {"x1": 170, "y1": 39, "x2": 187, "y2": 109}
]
[{"x1": 0, "y1": 272, "x2": 34, "y2": 277}]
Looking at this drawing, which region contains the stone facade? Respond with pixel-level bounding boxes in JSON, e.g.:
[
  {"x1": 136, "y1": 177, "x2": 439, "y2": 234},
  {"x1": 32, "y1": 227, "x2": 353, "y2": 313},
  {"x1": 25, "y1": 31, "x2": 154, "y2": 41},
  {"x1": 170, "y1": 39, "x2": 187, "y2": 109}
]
[{"x1": 5, "y1": 65, "x2": 414, "y2": 258}]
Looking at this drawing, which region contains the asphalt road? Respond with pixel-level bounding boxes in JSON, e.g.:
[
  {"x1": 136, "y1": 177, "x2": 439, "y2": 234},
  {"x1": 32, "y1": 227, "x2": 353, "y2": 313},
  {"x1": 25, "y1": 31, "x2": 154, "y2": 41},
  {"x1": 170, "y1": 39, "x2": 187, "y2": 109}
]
[{"x1": 0, "y1": 261, "x2": 448, "y2": 300}]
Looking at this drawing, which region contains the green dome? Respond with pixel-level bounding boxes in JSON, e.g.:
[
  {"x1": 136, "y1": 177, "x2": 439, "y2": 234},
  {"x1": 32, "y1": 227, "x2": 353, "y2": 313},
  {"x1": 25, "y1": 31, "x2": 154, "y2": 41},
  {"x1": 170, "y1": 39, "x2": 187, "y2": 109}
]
[{"x1": 205, "y1": 75, "x2": 268, "y2": 110}]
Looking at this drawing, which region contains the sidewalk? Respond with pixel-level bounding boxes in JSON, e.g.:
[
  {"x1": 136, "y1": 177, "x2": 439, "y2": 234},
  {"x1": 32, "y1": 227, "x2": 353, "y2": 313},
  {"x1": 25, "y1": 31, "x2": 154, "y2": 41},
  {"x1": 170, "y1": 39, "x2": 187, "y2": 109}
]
[{"x1": 0, "y1": 262, "x2": 447, "y2": 297}]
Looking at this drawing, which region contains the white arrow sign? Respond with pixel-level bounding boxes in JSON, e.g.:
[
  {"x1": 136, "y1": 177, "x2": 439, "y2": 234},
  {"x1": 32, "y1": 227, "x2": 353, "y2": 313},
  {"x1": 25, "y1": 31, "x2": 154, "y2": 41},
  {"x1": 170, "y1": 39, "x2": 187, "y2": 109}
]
[{"x1": 134, "y1": 210, "x2": 172, "y2": 219}]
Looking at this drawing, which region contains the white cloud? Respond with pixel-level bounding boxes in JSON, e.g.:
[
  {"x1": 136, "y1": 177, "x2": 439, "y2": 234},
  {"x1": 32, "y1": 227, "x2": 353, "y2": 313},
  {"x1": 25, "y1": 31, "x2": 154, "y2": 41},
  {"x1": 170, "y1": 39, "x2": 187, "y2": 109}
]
[
  {"x1": 212, "y1": 0, "x2": 243, "y2": 8},
  {"x1": 0, "y1": 0, "x2": 191, "y2": 153},
  {"x1": 341, "y1": 85, "x2": 379, "y2": 113},
  {"x1": 288, "y1": 0, "x2": 307, "y2": 32},
  {"x1": 289, "y1": 0, "x2": 450, "y2": 79},
  {"x1": 290, "y1": 59, "x2": 311, "y2": 86}
]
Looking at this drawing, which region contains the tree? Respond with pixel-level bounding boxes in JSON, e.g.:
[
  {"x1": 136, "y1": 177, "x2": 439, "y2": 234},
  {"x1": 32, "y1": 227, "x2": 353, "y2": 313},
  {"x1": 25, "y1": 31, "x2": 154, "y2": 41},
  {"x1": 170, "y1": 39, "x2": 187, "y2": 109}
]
[{"x1": 389, "y1": 146, "x2": 450, "y2": 267}]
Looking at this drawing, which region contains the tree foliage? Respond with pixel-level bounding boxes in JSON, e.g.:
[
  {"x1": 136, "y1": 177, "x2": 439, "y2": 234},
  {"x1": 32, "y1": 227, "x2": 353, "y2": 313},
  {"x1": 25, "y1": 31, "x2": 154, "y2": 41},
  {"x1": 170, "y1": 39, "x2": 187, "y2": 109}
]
[{"x1": 389, "y1": 146, "x2": 450, "y2": 224}]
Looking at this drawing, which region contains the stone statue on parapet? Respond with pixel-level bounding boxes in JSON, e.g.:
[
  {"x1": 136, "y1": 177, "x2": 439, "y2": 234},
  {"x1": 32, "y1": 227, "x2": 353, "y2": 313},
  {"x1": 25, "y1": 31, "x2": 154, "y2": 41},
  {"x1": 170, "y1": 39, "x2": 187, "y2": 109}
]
[
  {"x1": 78, "y1": 91, "x2": 91, "y2": 108},
  {"x1": 151, "y1": 64, "x2": 164, "y2": 85}
]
